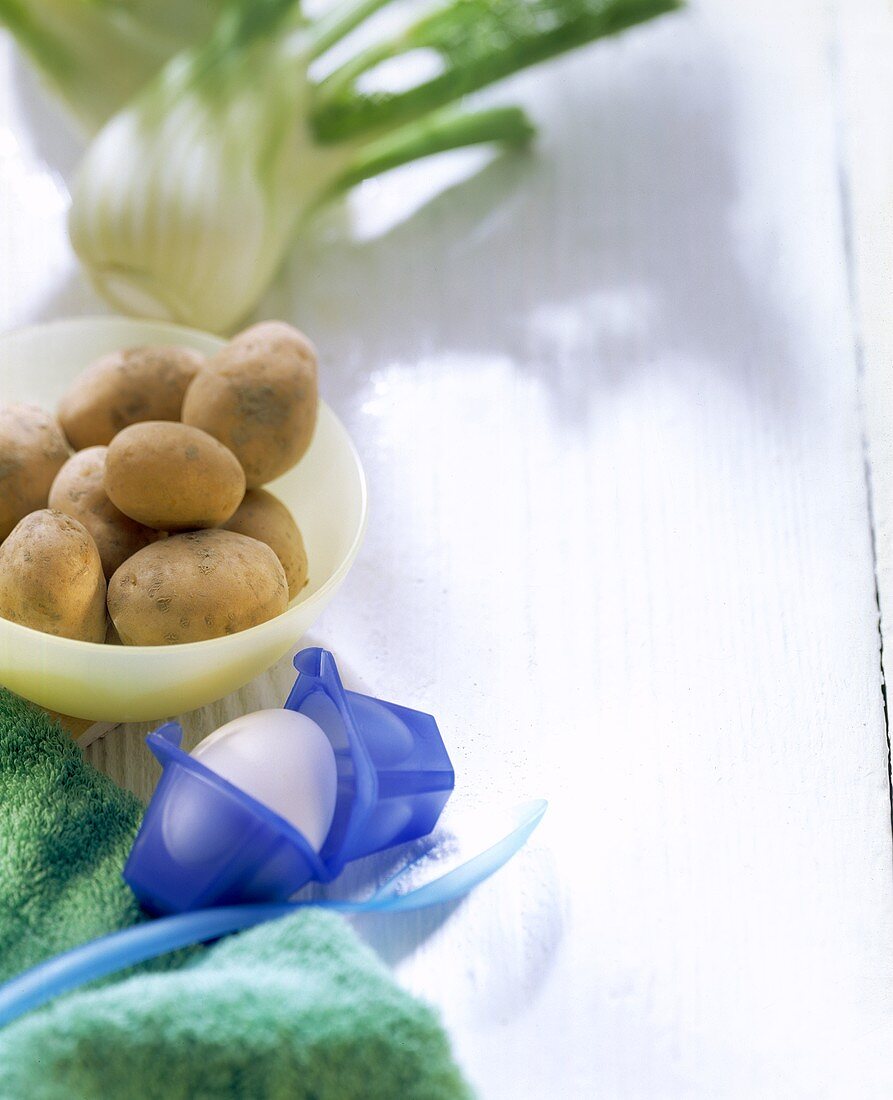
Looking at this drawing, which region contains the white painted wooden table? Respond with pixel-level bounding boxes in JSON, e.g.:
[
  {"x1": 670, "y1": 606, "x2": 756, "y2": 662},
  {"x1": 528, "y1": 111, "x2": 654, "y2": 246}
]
[{"x1": 2, "y1": 1, "x2": 893, "y2": 1094}]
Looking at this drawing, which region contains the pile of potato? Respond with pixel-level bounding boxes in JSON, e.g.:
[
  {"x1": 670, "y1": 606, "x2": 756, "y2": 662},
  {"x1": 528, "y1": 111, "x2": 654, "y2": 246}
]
[{"x1": 0, "y1": 321, "x2": 317, "y2": 646}]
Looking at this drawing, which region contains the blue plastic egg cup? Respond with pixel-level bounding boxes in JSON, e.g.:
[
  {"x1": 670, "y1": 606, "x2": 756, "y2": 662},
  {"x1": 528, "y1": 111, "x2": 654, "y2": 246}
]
[{"x1": 124, "y1": 648, "x2": 455, "y2": 915}]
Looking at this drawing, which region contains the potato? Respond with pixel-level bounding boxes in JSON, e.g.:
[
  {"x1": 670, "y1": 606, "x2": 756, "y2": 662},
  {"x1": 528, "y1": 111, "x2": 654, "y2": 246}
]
[
  {"x1": 108, "y1": 529, "x2": 288, "y2": 645},
  {"x1": 0, "y1": 404, "x2": 71, "y2": 542},
  {"x1": 58, "y1": 345, "x2": 204, "y2": 449},
  {"x1": 105, "y1": 422, "x2": 245, "y2": 531},
  {"x1": 0, "y1": 510, "x2": 106, "y2": 642},
  {"x1": 222, "y1": 489, "x2": 308, "y2": 600},
  {"x1": 48, "y1": 446, "x2": 164, "y2": 579},
  {"x1": 182, "y1": 321, "x2": 317, "y2": 488}
]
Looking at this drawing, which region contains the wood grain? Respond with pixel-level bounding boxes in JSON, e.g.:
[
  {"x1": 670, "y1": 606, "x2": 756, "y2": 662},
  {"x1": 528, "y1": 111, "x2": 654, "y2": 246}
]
[
  {"x1": 3, "y1": 0, "x2": 893, "y2": 1094},
  {"x1": 44, "y1": 709, "x2": 117, "y2": 748},
  {"x1": 839, "y1": 0, "x2": 893, "y2": 776}
]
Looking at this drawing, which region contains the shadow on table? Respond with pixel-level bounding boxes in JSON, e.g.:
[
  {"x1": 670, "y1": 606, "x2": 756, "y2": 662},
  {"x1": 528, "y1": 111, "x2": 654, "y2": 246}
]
[
  {"x1": 351, "y1": 900, "x2": 463, "y2": 967},
  {"x1": 263, "y1": 24, "x2": 800, "y2": 430},
  {"x1": 317, "y1": 829, "x2": 565, "y2": 1015},
  {"x1": 8, "y1": 57, "x2": 85, "y2": 178}
]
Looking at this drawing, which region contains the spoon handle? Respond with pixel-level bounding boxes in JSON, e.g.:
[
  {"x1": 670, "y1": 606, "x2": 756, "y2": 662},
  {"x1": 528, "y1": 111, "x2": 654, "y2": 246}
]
[
  {"x1": 0, "y1": 800, "x2": 546, "y2": 1029},
  {"x1": 0, "y1": 903, "x2": 306, "y2": 1029}
]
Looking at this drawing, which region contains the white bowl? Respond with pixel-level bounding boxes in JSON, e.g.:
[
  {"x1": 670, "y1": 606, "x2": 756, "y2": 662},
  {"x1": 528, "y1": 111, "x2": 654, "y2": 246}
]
[{"x1": 0, "y1": 317, "x2": 367, "y2": 722}]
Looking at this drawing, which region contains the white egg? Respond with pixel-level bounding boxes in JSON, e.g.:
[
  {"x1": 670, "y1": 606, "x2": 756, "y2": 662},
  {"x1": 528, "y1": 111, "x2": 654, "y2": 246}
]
[{"x1": 191, "y1": 709, "x2": 338, "y2": 852}]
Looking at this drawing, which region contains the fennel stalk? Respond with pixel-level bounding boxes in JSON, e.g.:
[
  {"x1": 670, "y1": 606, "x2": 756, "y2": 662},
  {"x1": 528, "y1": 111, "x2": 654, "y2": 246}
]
[{"x1": 55, "y1": 0, "x2": 682, "y2": 330}]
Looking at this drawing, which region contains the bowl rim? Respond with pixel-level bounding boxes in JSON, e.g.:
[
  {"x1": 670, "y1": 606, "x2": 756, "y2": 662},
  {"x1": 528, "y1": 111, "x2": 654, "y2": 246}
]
[{"x1": 0, "y1": 315, "x2": 369, "y2": 656}]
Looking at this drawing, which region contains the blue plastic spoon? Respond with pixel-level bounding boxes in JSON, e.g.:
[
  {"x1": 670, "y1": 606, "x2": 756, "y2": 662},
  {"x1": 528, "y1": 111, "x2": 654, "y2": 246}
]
[{"x1": 0, "y1": 799, "x2": 546, "y2": 1030}]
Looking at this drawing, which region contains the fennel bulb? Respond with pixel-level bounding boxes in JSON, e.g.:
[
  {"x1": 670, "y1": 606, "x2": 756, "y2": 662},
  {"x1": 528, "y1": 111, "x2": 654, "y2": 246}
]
[
  {"x1": 65, "y1": 0, "x2": 681, "y2": 332},
  {"x1": 70, "y1": 19, "x2": 338, "y2": 331}
]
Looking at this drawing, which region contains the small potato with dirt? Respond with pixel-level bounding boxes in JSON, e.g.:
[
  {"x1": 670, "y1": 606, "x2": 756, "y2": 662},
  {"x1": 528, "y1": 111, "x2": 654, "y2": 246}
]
[
  {"x1": 58, "y1": 345, "x2": 204, "y2": 450},
  {"x1": 0, "y1": 510, "x2": 106, "y2": 642},
  {"x1": 0, "y1": 404, "x2": 71, "y2": 542},
  {"x1": 104, "y1": 422, "x2": 245, "y2": 531},
  {"x1": 222, "y1": 489, "x2": 308, "y2": 601},
  {"x1": 48, "y1": 446, "x2": 163, "y2": 579},
  {"x1": 182, "y1": 321, "x2": 318, "y2": 488},
  {"x1": 108, "y1": 529, "x2": 288, "y2": 645}
]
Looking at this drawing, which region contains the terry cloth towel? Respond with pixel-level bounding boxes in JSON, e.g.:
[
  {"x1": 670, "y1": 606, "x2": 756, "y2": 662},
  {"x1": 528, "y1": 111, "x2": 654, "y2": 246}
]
[{"x1": 0, "y1": 690, "x2": 472, "y2": 1100}]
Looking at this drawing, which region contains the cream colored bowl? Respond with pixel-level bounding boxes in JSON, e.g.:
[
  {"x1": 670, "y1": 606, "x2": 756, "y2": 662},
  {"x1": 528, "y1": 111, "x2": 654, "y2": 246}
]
[{"x1": 0, "y1": 318, "x2": 367, "y2": 722}]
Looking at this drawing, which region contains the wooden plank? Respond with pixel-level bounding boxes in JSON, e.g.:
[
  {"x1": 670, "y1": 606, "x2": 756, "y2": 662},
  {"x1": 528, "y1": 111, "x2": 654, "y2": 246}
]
[
  {"x1": 838, "y1": 0, "x2": 893, "y2": 721},
  {"x1": 275, "y1": 2, "x2": 893, "y2": 1093},
  {"x1": 3, "y1": 0, "x2": 893, "y2": 1093}
]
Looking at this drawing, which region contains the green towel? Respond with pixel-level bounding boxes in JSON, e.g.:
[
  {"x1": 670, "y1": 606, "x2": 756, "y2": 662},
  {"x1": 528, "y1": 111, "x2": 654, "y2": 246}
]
[{"x1": 0, "y1": 690, "x2": 471, "y2": 1099}]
